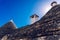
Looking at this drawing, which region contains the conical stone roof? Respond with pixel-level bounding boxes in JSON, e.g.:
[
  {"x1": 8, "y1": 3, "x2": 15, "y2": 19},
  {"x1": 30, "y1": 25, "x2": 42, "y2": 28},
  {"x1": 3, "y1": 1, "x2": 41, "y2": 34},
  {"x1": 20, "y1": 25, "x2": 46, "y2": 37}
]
[{"x1": 1, "y1": 20, "x2": 17, "y2": 29}]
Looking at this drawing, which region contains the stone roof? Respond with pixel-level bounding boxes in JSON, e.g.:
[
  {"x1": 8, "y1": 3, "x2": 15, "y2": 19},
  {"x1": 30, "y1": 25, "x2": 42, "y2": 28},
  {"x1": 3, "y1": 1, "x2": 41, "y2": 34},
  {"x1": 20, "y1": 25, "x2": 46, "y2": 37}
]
[
  {"x1": 0, "y1": 4, "x2": 60, "y2": 39},
  {"x1": 1, "y1": 20, "x2": 17, "y2": 29}
]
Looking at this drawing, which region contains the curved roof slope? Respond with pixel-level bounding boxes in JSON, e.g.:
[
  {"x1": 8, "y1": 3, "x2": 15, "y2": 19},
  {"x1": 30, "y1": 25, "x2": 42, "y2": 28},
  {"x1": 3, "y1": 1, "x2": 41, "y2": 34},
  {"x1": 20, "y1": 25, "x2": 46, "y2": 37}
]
[
  {"x1": 1, "y1": 20, "x2": 16, "y2": 29},
  {"x1": 0, "y1": 21, "x2": 17, "y2": 38},
  {"x1": 0, "y1": 4, "x2": 60, "y2": 38},
  {"x1": 15, "y1": 4, "x2": 60, "y2": 38}
]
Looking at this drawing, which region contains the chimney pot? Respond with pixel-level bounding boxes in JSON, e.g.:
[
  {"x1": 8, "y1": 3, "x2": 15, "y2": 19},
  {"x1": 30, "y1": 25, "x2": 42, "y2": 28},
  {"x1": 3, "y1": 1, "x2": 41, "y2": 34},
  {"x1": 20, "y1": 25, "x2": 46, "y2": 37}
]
[
  {"x1": 51, "y1": 1, "x2": 57, "y2": 7},
  {"x1": 30, "y1": 14, "x2": 39, "y2": 24}
]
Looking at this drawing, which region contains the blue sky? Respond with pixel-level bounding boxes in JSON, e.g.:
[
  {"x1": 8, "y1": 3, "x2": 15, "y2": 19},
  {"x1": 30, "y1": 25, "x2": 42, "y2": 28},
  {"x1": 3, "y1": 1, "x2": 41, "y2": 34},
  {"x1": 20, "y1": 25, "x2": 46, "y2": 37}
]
[{"x1": 0, "y1": 0, "x2": 59, "y2": 28}]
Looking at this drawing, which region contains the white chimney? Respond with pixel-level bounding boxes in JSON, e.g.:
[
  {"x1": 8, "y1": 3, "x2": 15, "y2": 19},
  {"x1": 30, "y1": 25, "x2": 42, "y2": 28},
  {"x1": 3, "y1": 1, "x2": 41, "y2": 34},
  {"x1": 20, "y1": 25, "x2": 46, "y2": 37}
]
[
  {"x1": 51, "y1": 1, "x2": 57, "y2": 7},
  {"x1": 30, "y1": 14, "x2": 39, "y2": 24}
]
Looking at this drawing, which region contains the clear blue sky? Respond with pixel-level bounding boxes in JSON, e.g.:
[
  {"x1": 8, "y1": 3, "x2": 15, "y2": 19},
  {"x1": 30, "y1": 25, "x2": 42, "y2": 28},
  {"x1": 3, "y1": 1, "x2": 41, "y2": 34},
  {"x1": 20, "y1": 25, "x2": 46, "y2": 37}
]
[{"x1": 0, "y1": 0, "x2": 59, "y2": 28}]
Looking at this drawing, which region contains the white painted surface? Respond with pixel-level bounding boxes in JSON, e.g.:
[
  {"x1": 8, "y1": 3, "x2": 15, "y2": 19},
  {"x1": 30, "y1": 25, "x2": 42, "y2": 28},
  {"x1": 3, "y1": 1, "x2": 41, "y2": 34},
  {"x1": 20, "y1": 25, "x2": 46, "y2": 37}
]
[
  {"x1": 31, "y1": 16, "x2": 39, "y2": 24},
  {"x1": 52, "y1": 3, "x2": 57, "y2": 7}
]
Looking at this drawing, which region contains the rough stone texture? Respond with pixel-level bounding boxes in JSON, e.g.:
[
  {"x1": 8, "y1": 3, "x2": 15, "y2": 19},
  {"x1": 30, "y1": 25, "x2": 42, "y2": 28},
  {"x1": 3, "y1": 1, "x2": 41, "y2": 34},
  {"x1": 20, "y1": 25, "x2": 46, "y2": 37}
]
[{"x1": 1, "y1": 4, "x2": 60, "y2": 40}]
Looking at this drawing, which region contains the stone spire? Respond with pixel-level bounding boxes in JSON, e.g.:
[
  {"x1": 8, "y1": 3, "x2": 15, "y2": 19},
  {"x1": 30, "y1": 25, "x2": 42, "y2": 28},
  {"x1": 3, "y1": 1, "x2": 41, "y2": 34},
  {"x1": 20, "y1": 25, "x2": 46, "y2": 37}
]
[{"x1": 9, "y1": 19, "x2": 17, "y2": 28}]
